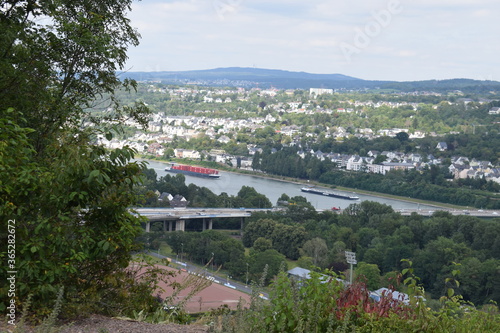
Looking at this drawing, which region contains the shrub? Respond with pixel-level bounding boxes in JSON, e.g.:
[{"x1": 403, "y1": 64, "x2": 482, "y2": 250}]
[{"x1": 211, "y1": 263, "x2": 500, "y2": 333}]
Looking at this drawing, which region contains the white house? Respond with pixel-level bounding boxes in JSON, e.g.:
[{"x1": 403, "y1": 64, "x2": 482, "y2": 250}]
[
  {"x1": 309, "y1": 88, "x2": 333, "y2": 96},
  {"x1": 217, "y1": 135, "x2": 231, "y2": 144},
  {"x1": 346, "y1": 155, "x2": 364, "y2": 171},
  {"x1": 174, "y1": 149, "x2": 200, "y2": 159},
  {"x1": 382, "y1": 162, "x2": 415, "y2": 174},
  {"x1": 488, "y1": 107, "x2": 500, "y2": 115},
  {"x1": 436, "y1": 142, "x2": 448, "y2": 151}
]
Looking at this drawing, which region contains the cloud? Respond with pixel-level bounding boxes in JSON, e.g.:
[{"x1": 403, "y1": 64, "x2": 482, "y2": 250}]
[
  {"x1": 397, "y1": 50, "x2": 416, "y2": 57},
  {"x1": 472, "y1": 9, "x2": 492, "y2": 17},
  {"x1": 125, "y1": 0, "x2": 500, "y2": 81}
]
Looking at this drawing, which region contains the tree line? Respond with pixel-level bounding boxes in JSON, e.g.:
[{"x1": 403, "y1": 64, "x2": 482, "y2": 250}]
[
  {"x1": 242, "y1": 200, "x2": 500, "y2": 305},
  {"x1": 140, "y1": 229, "x2": 289, "y2": 286},
  {"x1": 136, "y1": 168, "x2": 273, "y2": 209},
  {"x1": 253, "y1": 147, "x2": 500, "y2": 209}
]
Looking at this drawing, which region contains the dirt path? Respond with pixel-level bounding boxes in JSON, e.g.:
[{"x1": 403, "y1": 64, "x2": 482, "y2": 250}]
[{"x1": 1, "y1": 316, "x2": 210, "y2": 333}]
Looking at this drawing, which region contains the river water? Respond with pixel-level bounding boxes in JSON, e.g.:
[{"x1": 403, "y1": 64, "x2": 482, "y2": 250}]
[{"x1": 142, "y1": 159, "x2": 436, "y2": 211}]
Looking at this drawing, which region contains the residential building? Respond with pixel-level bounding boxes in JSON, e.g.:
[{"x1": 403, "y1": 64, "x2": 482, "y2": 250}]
[
  {"x1": 309, "y1": 88, "x2": 334, "y2": 95},
  {"x1": 436, "y1": 142, "x2": 448, "y2": 151}
]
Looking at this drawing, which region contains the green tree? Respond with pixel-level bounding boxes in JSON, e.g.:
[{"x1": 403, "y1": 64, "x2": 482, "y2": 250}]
[
  {"x1": 0, "y1": 0, "x2": 152, "y2": 317},
  {"x1": 300, "y1": 237, "x2": 329, "y2": 267},
  {"x1": 271, "y1": 223, "x2": 307, "y2": 260},
  {"x1": 248, "y1": 249, "x2": 286, "y2": 285},
  {"x1": 296, "y1": 256, "x2": 315, "y2": 270},
  {"x1": 362, "y1": 242, "x2": 385, "y2": 269},
  {"x1": 413, "y1": 237, "x2": 472, "y2": 297},
  {"x1": 252, "y1": 151, "x2": 261, "y2": 170},
  {"x1": 459, "y1": 257, "x2": 485, "y2": 304},
  {"x1": 396, "y1": 131, "x2": 410, "y2": 142},
  {"x1": 209, "y1": 237, "x2": 245, "y2": 275},
  {"x1": 355, "y1": 262, "x2": 381, "y2": 290},
  {"x1": 374, "y1": 154, "x2": 388, "y2": 164},
  {"x1": 242, "y1": 219, "x2": 277, "y2": 247},
  {"x1": 284, "y1": 196, "x2": 318, "y2": 221},
  {"x1": 236, "y1": 186, "x2": 272, "y2": 208},
  {"x1": 164, "y1": 148, "x2": 175, "y2": 158},
  {"x1": 253, "y1": 237, "x2": 273, "y2": 252}
]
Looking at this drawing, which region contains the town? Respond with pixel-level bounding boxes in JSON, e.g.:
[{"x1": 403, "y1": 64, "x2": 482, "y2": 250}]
[{"x1": 97, "y1": 83, "x2": 500, "y2": 185}]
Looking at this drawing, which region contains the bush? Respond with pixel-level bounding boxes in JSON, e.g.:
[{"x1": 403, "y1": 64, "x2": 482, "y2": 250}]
[{"x1": 210, "y1": 264, "x2": 500, "y2": 332}]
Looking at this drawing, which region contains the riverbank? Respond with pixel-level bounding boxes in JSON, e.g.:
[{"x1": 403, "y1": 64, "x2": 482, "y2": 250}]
[
  {"x1": 233, "y1": 168, "x2": 466, "y2": 210},
  {"x1": 138, "y1": 156, "x2": 466, "y2": 210}
]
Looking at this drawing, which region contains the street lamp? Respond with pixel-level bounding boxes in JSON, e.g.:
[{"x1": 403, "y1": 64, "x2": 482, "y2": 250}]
[
  {"x1": 246, "y1": 263, "x2": 249, "y2": 287},
  {"x1": 211, "y1": 252, "x2": 214, "y2": 271},
  {"x1": 181, "y1": 243, "x2": 184, "y2": 263}
]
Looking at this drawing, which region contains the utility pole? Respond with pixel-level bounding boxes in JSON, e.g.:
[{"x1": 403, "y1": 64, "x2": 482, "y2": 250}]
[
  {"x1": 246, "y1": 263, "x2": 249, "y2": 287},
  {"x1": 211, "y1": 252, "x2": 215, "y2": 272}
]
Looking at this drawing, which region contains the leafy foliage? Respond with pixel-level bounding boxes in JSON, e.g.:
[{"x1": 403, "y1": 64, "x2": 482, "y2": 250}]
[
  {"x1": 243, "y1": 218, "x2": 307, "y2": 260},
  {"x1": 211, "y1": 265, "x2": 500, "y2": 332},
  {"x1": 0, "y1": 0, "x2": 155, "y2": 319},
  {"x1": 162, "y1": 230, "x2": 246, "y2": 278}
]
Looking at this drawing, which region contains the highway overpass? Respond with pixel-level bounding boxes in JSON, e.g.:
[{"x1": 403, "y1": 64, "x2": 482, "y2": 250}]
[
  {"x1": 135, "y1": 207, "x2": 500, "y2": 232},
  {"x1": 134, "y1": 207, "x2": 276, "y2": 232},
  {"x1": 396, "y1": 208, "x2": 500, "y2": 217}
]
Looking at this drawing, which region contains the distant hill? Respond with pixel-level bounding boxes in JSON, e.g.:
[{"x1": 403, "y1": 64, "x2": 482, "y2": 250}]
[
  {"x1": 122, "y1": 67, "x2": 500, "y2": 93},
  {"x1": 381, "y1": 79, "x2": 500, "y2": 94},
  {"x1": 122, "y1": 67, "x2": 382, "y2": 89},
  {"x1": 174, "y1": 67, "x2": 361, "y2": 81}
]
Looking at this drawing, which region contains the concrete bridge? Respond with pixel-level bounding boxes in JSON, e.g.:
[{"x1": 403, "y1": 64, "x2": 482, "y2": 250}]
[
  {"x1": 396, "y1": 208, "x2": 500, "y2": 217},
  {"x1": 135, "y1": 206, "x2": 500, "y2": 233},
  {"x1": 315, "y1": 207, "x2": 500, "y2": 218},
  {"x1": 135, "y1": 207, "x2": 276, "y2": 232}
]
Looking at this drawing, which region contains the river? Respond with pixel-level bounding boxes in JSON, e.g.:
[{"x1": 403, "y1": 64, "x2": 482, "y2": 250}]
[{"x1": 141, "y1": 159, "x2": 436, "y2": 211}]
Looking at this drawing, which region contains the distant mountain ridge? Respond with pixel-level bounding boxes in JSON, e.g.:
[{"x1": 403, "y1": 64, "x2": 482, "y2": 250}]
[
  {"x1": 122, "y1": 67, "x2": 500, "y2": 93},
  {"x1": 183, "y1": 67, "x2": 361, "y2": 81}
]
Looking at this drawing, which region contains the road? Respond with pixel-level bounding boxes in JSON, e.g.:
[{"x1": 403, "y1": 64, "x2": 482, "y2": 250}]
[
  {"x1": 396, "y1": 208, "x2": 500, "y2": 217},
  {"x1": 137, "y1": 207, "x2": 499, "y2": 221},
  {"x1": 146, "y1": 251, "x2": 269, "y2": 299}
]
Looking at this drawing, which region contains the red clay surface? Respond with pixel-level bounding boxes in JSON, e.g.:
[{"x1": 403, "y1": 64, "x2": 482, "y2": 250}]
[{"x1": 144, "y1": 264, "x2": 252, "y2": 313}]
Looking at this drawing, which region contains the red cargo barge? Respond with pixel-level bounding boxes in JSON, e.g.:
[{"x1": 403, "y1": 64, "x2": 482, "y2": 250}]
[{"x1": 165, "y1": 163, "x2": 220, "y2": 179}]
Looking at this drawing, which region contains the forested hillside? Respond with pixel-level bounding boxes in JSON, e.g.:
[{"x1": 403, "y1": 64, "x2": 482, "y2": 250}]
[
  {"x1": 246, "y1": 201, "x2": 500, "y2": 306},
  {"x1": 126, "y1": 168, "x2": 500, "y2": 331},
  {"x1": 137, "y1": 171, "x2": 500, "y2": 307}
]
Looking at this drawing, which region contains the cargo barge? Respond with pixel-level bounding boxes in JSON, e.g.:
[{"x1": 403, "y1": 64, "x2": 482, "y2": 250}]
[
  {"x1": 301, "y1": 186, "x2": 359, "y2": 200},
  {"x1": 165, "y1": 164, "x2": 220, "y2": 179}
]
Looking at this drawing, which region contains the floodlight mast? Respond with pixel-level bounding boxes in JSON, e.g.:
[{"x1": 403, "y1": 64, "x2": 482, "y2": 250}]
[{"x1": 345, "y1": 251, "x2": 357, "y2": 285}]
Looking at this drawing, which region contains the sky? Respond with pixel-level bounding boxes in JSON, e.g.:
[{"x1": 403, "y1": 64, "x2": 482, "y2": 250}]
[{"x1": 124, "y1": 0, "x2": 500, "y2": 82}]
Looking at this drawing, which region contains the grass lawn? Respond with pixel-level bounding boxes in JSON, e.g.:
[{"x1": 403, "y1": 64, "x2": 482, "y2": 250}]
[
  {"x1": 132, "y1": 253, "x2": 170, "y2": 266},
  {"x1": 159, "y1": 242, "x2": 174, "y2": 257},
  {"x1": 214, "y1": 229, "x2": 242, "y2": 237},
  {"x1": 287, "y1": 259, "x2": 299, "y2": 270}
]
